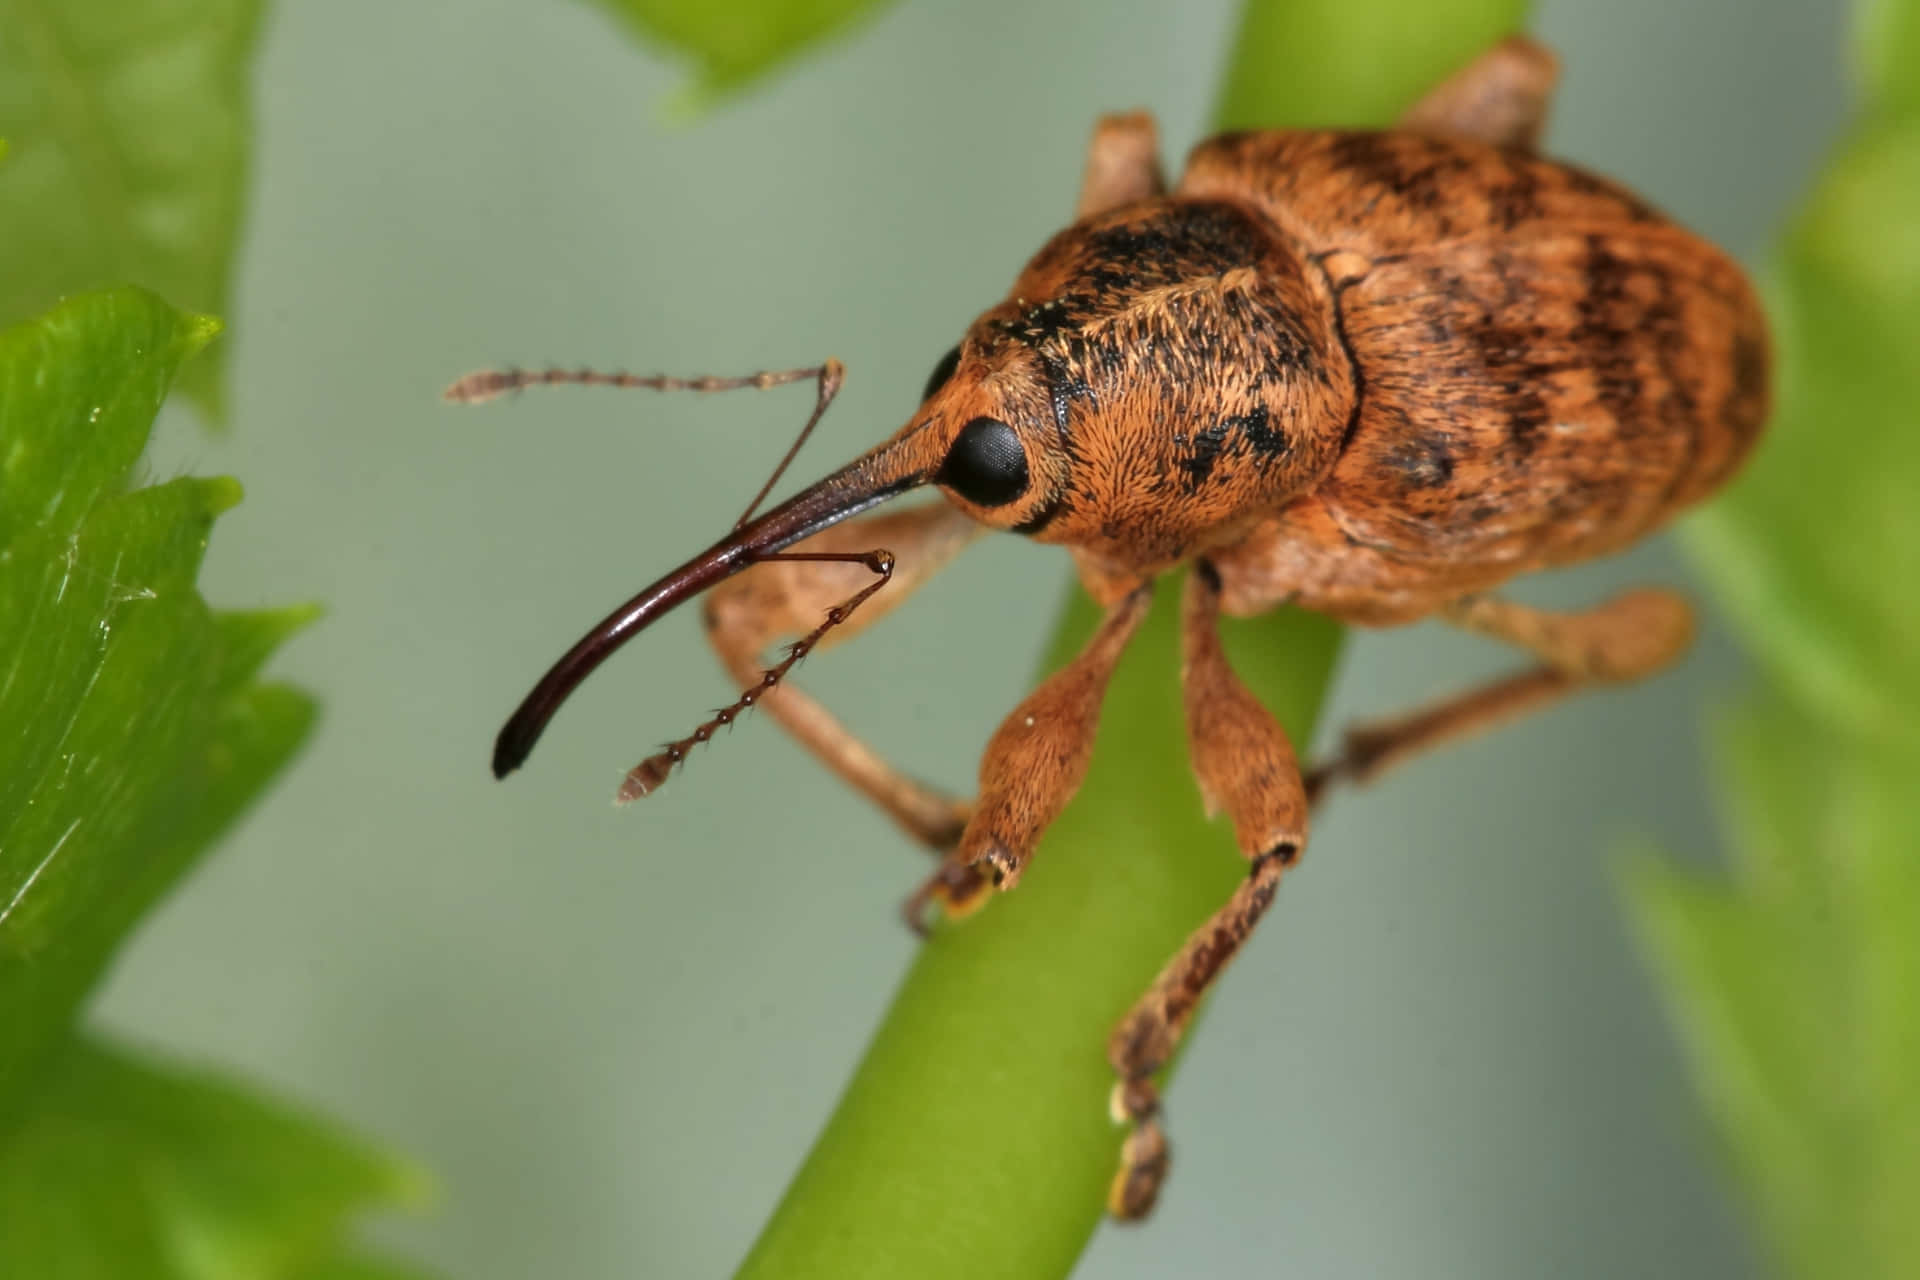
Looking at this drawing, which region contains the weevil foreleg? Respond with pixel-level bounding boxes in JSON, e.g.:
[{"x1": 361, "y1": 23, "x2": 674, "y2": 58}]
[
  {"x1": 700, "y1": 501, "x2": 985, "y2": 848},
  {"x1": 1104, "y1": 566, "x2": 1307, "y2": 1220},
  {"x1": 909, "y1": 586, "x2": 1152, "y2": 924},
  {"x1": 1306, "y1": 588, "x2": 1695, "y2": 804},
  {"x1": 1399, "y1": 34, "x2": 1560, "y2": 150},
  {"x1": 1077, "y1": 112, "x2": 1166, "y2": 219}
]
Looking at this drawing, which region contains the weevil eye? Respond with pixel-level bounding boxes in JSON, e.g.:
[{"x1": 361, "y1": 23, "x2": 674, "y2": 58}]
[
  {"x1": 922, "y1": 344, "x2": 961, "y2": 402},
  {"x1": 937, "y1": 416, "x2": 1029, "y2": 507}
]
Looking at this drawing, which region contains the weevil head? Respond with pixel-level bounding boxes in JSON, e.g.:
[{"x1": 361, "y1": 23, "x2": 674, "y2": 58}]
[
  {"x1": 913, "y1": 198, "x2": 1357, "y2": 574},
  {"x1": 494, "y1": 200, "x2": 1358, "y2": 780}
]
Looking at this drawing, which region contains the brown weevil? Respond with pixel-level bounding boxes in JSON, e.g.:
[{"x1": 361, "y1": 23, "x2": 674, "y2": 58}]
[{"x1": 450, "y1": 36, "x2": 1769, "y2": 1219}]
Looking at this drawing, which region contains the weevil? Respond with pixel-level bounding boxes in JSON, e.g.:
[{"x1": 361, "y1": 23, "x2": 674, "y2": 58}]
[{"x1": 450, "y1": 36, "x2": 1769, "y2": 1219}]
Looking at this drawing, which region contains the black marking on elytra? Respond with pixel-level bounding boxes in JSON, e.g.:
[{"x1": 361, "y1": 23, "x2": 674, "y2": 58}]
[
  {"x1": 1324, "y1": 132, "x2": 1411, "y2": 191},
  {"x1": 1645, "y1": 266, "x2": 1703, "y2": 519},
  {"x1": 1505, "y1": 384, "x2": 1552, "y2": 457},
  {"x1": 1643, "y1": 280, "x2": 1692, "y2": 414},
  {"x1": 1575, "y1": 233, "x2": 1646, "y2": 427},
  {"x1": 1488, "y1": 159, "x2": 1545, "y2": 232},
  {"x1": 1322, "y1": 132, "x2": 1471, "y2": 236},
  {"x1": 1454, "y1": 256, "x2": 1553, "y2": 459},
  {"x1": 1384, "y1": 435, "x2": 1455, "y2": 489}
]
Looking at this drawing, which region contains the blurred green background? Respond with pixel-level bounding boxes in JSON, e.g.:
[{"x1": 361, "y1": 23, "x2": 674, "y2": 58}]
[{"x1": 91, "y1": 0, "x2": 1846, "y2": 1275}]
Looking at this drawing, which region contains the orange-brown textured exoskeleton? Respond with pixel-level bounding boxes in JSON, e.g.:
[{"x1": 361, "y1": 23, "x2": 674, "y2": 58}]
[{"x1": 450, "y1": 36, "x2": 1769, "y2": 1220}]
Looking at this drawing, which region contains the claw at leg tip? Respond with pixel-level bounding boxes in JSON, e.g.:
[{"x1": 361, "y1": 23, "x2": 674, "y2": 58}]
[
  {"x1": 1107, "y1": 1166, "x2": 1162, "y2": 1222},
  {"x1": 1107, "y1": 1123, "x2": 1169, "y2": 1221}
]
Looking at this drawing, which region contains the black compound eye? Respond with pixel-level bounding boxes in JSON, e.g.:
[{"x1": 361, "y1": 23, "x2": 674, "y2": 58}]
[
  {"x1": 921, "y1": 345, "x2": 961, "y2": 402},
  {"x1": 937, "y1": 416, "x2": 1029, "y2": 508}
]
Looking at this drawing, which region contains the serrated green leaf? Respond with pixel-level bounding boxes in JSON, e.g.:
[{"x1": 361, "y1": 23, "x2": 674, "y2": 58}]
[
  {"x1": 0, "y1": 0, "x2": 264, "y2": 421},
  {"x1": 212, "y1": 606, "x2": 326, "y2": 696},
  {"x1": 0, "y1": 284, "x2": 217, "y2": 548},
  {"x1": 736, "y1": 4, "x2": 1528, "y2": 1276},
  {"x1": 584, "y1": 0, "x2": 895, "y2": 101},
  {"x1": 0, "y1": 1034, "x2": 431, "y2": 1280},
  {"x1": 0, "y1": 288, "x2": 315, "y2": 1115},
  {"x1": 0, "y1": 287, "x2": 430, "y2": 1280}
]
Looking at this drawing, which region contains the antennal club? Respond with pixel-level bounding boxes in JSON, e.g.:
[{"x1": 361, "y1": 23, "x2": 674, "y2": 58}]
[{"x1": 616, "y1": 548, "x2": 894, "y2": 803}]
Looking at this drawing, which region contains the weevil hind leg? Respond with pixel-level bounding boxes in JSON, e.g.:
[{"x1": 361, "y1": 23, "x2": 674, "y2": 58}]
[
  {"x1": 1077, "y1": 112, "x2": 1166, "y2": 218},
  {"x1": 1399, "y1": 35, "x2": 1560, "y2": 149},
  {"x1": 699, "y1": 500, "x2": 985, "y2": 850},
  {"x1": 1106, "y1": 566, "x2": 1308, "y2": 1219},
  {"x1": 1306, "y1": 587, "x2": 1694, "y2": 804}
]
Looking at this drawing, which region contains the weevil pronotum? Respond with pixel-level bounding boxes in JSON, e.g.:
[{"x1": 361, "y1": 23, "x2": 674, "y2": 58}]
[{"x1": 451, "y1": 36, "x2": 1769, "y2": 1219}]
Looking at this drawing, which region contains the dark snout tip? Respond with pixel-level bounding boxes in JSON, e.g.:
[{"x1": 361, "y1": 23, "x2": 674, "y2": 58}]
[
  {"x1": 492, "y1": 717, "x2": 536, "y2": 780},
  {"x1": 482, "y1": 440, "x2": 931, "y2": 786}
]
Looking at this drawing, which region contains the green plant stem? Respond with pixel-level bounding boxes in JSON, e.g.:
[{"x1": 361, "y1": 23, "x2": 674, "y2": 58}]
[{"x1": 734, "y1": 3, "x2": 1526, "y2": 1275}]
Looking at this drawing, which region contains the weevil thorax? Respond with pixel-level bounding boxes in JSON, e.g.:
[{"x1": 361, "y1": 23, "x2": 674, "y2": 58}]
[{"x1": 920, "y1": 199, "x2": 1356, "y2": 576}]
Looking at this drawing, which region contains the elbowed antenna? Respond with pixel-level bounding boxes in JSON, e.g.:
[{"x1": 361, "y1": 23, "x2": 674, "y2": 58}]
[{"x1": 491, "y1": 434, "x2": 932, "y2": 779}]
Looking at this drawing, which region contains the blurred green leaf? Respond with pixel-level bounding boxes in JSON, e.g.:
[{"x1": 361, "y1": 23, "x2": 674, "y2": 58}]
[
  {"x1": 1629, "y1": 3, "x2": 1920, "y2": 1277},
  {"x1": 585, "y1": 0, "x2": 894, "y2": 102},
  {"x1": 737, "y1": 3, "x2": 1527, "y2": 1277},
  {"x1": 0, "y1": 1035, "x2": 431, "y2": 1280},
  {"x1": 1626, "y1": 695, "x2": 1920, "y2": 1278},
  {"x1": 0, "y1": 0, "x2": 264, "y2": 421},
  {"x1": 291, "y1": 1251, "x2": 440, "y2": 1280},
  {"x1": 0, "y1": 287, "x2": 315, "y2": 1113},
  {"x1": 1687, "y1": 122, "x2": 1920, "y2": 750},
  {"x1": 1858, "y1": 0, "x2": 1920, "y2": 114}
]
